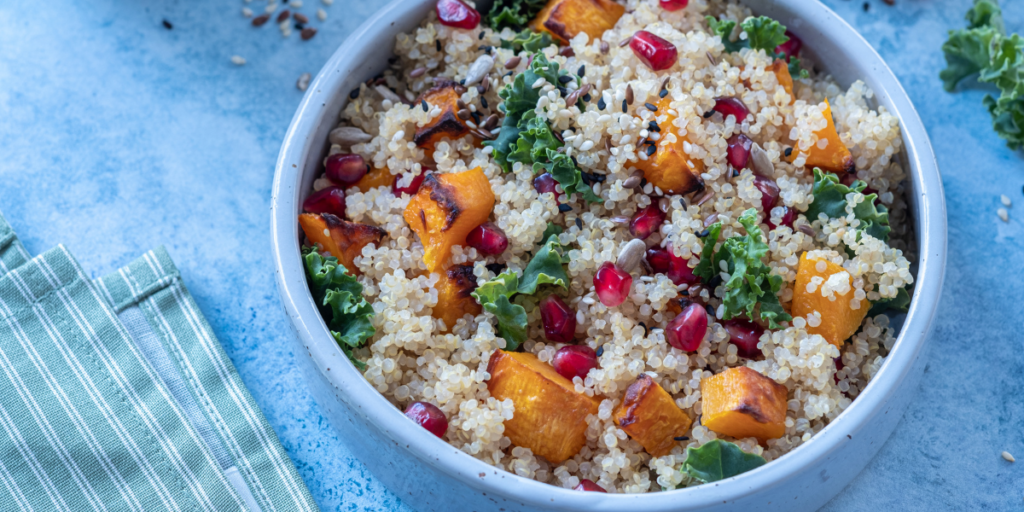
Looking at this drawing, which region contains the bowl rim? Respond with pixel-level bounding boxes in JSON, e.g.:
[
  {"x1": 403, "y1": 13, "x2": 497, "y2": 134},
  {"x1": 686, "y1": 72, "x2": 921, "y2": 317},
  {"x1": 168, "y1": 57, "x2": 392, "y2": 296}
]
[{"x1": 271, "y1": 0, "x2": 947, "y2": 508}]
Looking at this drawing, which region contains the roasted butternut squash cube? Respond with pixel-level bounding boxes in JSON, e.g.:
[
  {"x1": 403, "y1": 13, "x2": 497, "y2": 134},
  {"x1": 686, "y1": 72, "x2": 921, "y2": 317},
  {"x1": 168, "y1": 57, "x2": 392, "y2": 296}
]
[
  {"x1": 787, "y1": 99, "x2": 854, "y2": 174},
  {"x1": 487, "y1": 350, "x2": 600, "y2": 464},
  {"x1": 530, "y1": 0, "x2": 625, "y2": 45},
  {"x1": 770, "y1": 59, "x2": 794, "y2": 102},
  {"x1": 633, "y1": 96, "x2": 705, "y2": 195},
  {"x1": 299, "y1": 213, "x2": 386, "y2": 275},
  {"x1": 612, "y1": 374, "x2": 692, "y2": 457},
  {"x1": 791, "y1": 253, "x2": 868, "y2": 347},
  {"x1": 403, "y1": 167, "x2": 495, "y2": 273},
  {"x1": 353, "y1": 166, "x2": 394, "y2": 192},
  {"x1": 414, "y1": 80, "x2": 470, "y2": 149},
  {"x1": 435, "y1": 264, "x2": 482, "y2": 332},
  {"x1": 700, "y1": 366, "x2": 788, "y2": 442}
]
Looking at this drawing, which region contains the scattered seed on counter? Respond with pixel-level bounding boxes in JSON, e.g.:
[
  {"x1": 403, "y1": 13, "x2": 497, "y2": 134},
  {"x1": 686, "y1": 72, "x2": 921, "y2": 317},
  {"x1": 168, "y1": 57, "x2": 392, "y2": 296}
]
[
  {"x1": 1001, "y1": 194, "x2": 1012, "y2": 207},
  {"x1": 291, "y1": 0, "x2": 304, "y2": 6},
  {"x1": 265, "y1": 3, "x2": 278, "y2": 13},
  {"x1": 242, "y1": 7, "x2": 253, "y2": 17},
  {"x1": 998, "y1": 208, "x2": 1009, "y2": 222},
  {"x1": 252, "y1": 13, "x2": 270, "y2": 26},
  {"x1": 317, "y1": 8, "x2": 327, "y2": 20},
  {"x1": 231, "y1": 55, "x2": 246, "y2": 65},
  {"x1": 297, "y1": 72, "x2": 311, "y2": 91},
  {"x1": 294, "y1": 12, "x2": 309, "y2": 23},
  {"x1": 162, "y1": 19, "x2": 173, "y2": 29},
  {"x1": 277, "y1": 9, "x2": 290, "y2": 22},
  {"x1": 1002, "y1": 451, "x2": 1015, "y2": 462},
  {"x1": 301, "y1": 27, "x2": 317, "y2": 40}
]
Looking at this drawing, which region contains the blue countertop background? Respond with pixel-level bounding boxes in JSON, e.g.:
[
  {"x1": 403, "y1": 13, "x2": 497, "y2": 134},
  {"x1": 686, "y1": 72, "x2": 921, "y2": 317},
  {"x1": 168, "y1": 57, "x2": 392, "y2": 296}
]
[{"x1": 0, "y1": 0, "x2": 1021, "y2": 510}]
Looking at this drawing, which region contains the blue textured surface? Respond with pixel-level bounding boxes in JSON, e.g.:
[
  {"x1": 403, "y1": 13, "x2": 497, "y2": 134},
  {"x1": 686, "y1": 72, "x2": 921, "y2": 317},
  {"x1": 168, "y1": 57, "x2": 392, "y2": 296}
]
[{"x1": 0, "y1": 0, "x2": 1021, "y2": 510}]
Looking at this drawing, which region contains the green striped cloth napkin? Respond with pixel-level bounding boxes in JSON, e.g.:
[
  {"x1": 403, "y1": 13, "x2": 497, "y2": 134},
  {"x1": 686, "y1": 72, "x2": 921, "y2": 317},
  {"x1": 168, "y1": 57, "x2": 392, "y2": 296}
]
[{"x1": 0, "y1": 212, "x2": 319, "y2": 512}]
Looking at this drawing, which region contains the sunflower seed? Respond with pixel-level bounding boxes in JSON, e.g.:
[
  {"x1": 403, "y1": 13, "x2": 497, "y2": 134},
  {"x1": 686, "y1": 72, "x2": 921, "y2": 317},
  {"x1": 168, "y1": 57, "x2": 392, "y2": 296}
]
[
  {"x1": 464, "y1": 54, "x2": 494, "y2": 86},
  {"x1": 750, "y1": 143, "x2": 775, "y2": 178},
  {"x1": 329, "y1": 127, "x2": 372, "y2": 146},
  {"x1": 374, "y1": 84, "x2": 403, "y2": 104},
  {"x1": 616, "y1": 239, "x2": 647, "y2": 273},
  {"x1": 610, "y1": 215, "x2": 630, "y2": 225}
]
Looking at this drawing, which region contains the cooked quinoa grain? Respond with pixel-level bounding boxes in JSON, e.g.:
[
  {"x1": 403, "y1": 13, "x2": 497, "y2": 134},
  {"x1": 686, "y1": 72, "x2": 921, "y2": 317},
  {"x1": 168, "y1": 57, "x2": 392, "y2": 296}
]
[{"x1": 302, "y1": 0, "x2": 915, "y2": 494}]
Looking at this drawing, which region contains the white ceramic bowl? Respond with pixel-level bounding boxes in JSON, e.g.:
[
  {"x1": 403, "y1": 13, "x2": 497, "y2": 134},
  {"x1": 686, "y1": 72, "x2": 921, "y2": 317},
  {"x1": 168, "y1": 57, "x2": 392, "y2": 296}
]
[{"x1": 271, "y1": 1, "x2": 946, "y2": 510}]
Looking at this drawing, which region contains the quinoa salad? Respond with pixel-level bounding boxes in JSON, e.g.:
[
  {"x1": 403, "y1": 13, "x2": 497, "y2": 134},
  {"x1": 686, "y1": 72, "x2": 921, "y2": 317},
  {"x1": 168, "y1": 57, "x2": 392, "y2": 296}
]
[{"x1": 297, "y1": 0, "x2": 915, "y2": 494}]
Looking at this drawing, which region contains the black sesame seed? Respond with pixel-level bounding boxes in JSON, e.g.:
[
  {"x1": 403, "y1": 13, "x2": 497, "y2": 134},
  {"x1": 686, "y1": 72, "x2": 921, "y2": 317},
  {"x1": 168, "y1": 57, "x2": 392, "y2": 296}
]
[
  {"x1": 596, "y1": 345, "x2": 604, "y2": 357},
  {"x1": 621, "y1": 99, "x2": 628, "y2": 113},
  {"x1": 162, "y1": 19, "x2": 173, "y2": 29},
  {"x1": 646, "y1": 144, "x2": 657, "y2": 156},
  {"x1": 558, "y1": 203, "x2": 573, "y2": 213},
  {"x1": 478, "y1": 31, "x2": 485, "y2": 40},
  {"x1": 435, "y1": 39, "x2": 442, "y2": 51},
  {"x1": 645, "y1": 102, "x2": 657, "y2": 111},
  {"x1": 640, "y1": 177, "x2": 648, "y2": 187},
  {"x1": 558, "y1": 75, "x2": 573, "y2": 84},
  {"x1": 486, "y1": 263, "x2": 507, "y2": 274},
  {"x1": 504, "y1": 70, "x2": 514, "y2": 77},
  {"x1": 481, "y1": 97, "x2": 488, "y2": 109},
  {"x1": 732, "y1": 169, "x2": 740, "y2": 177},
  {"x1": 784, "y1": 147, "x2": 793, "y2": 157},
  {"x1": 674, "y1": 436, "x2": 690, "y2": 441},
  {"x1": 648, "y1": 121, "x2": 660, "y2": 132},
  {"x1": 598, "y1": 97, "x2": 607, "y2": 110},
  {"x1": 472, "y1": 112, "x2": 483, "y2": 124},
  {"x1": 639, "y1": 322, "x2": 648, "y2": 336},
  {"x1": 680, "y1": 289, "x2": 689, "y2": 296},
  {"x1": 678, "y1": 198, "x2": 686, "y2": 209},
  {"x1": 421, "y1": 100, "x2": 428, "y2": 112},
  {"x1": 349, "y1": 88, "x2": 360, "y2": 99},
  {"x1": 659, "y1": 88, "x2": 668, "y2": 98},
  {"x1": 703, "y1": 110, "x2": 714, "y2": 119},
  {"x1": 460, "y1": 79, "x2": 466, "y2": 85},
  {"x1": 580, "y1": 172, "x2": 593, "y2": 185},
  {"x1": 577, "y1": 65, "x2": 586, "y2": 77},
  {"x1": 592, "y1": 173, "x2": 606, "y2": 183},
  {"x1": 708, "y1": 275, "x2": 723, "y2": 289},
  {"x1": 705, "y1": 305, "x2": 715, "y2": 316},
  {"x1": 582, "y1": 94, "x2": 591, "y2": 102},
  {"x1": 557, "y1": 86, "x2": 568, "y2": 97},
  {"x1": 570, "y1": 155, "x2": 579, "y2": 167},
  {"x1": 575, "y1": 217, "x2": 583, "y2": 229},
  {"x1": 696, "y1": 229, "x2": 710, "y2": 238}
]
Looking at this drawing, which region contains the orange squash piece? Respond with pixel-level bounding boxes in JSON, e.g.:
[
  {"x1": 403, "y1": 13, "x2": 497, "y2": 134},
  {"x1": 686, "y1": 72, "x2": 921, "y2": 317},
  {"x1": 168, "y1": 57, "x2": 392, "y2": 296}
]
[
  {"x1": 299, "y1": 213, "x2": 387, "y2": 275},
  {"x1": 403, "y1": 167, "x2": 495, "y2": 273},
  {"x1": 700, "y1": 366, "x2": 788, "y2": 442},
  {"x1": 791, "y1": 253, "x2": 868, "y2": 347},
  {"x1": 787, "y1": 99, "x2": 854, "y2": 174},
  {"x1": 434, "y1": 264, "x2": 482, "y2": 331},
  {"x1": 353, "y1": 166, "x2": 394, "y2": 192},
  {"x1": 530, "y1": 0, "x2": 625, "y2": 45},
  {"x1": 413, "y1": 80, "x2": 470, "y2": 149},
  {"x1": 487, "y1": 350, "x2": 600, "y2": 463},
  {"x1": 770, "y1": 60, "x2": 794, "y2": 102},
  {"x1": 633, "y1": 96, "x2": 705, "y2": 195},
  {"x1": 612, "y1": 374, "x2": 692, "y2": 456}
]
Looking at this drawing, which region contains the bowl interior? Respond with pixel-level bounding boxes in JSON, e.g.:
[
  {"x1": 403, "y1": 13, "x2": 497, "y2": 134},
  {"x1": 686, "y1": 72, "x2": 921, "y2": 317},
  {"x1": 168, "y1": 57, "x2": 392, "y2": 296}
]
[{"x1": 272, "y1": 0, "x2": 946, "y2": 509}]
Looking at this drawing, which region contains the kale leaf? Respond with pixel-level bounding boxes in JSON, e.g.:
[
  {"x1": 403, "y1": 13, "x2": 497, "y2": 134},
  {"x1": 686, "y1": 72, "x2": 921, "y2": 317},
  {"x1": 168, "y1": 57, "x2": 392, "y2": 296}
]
[
  {"x1": 682, "y1": 439, "x2": 767, "y2": 483},
  {"x1": 540, "y1": 222, "x2": 563, "y2": 245},
  {"x1": 805, "y1": 168, "x2": 891, "y2": 243},
  {"x1": 693, "y1": 209, "x2": 792, "y2": 328},
  {"x1": 499, "y1": 29, "x2": 554, "y2": 53},
  {"x1": 940, "y1": 0, "x2": 1024, "y2": 149},
  {"x1": 868, "y1": 286, "x2": 911, "y2": 316},
  {"x1": 707, "y1": 15, "x2": 808, "y2": 79},
  {"x1": 485, "y1": 0, "x2": 548, "y2": 31},
  {"x1": 471, "y1": 239, "x2": 569, "y2": 350},
  {"x1": 303, "y1": 248, "x2": 376, "y2": 369}
]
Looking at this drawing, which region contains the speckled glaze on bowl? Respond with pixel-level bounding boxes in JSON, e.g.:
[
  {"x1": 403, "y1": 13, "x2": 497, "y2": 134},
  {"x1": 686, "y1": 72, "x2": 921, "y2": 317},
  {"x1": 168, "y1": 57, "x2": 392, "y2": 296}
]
[{"x1": 271, "y1": 1, "x2": 946, "y2": 509}]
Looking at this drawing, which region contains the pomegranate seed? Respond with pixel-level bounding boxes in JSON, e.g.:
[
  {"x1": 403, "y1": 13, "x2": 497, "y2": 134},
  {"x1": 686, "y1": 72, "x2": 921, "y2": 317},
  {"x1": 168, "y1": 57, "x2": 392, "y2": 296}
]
[
  {"x1": 325, "y1": 154, "x2": 368, "y2": 185},
  {"x1": 646, "y1": 246, "x2": 699, "y2": 285},
  {"x1": 404, "y1": 402, "x2": 448, "y2": 438},
  {"x1": 774, "y1": 30, "x2": 803, "y2": 61},
  {"x1": 573, "y1": 479, "x2": 607, "y2": 492},
  {"x1": 435, "y1": 0, "x2": 479, "y2": 29},
  {"x1": 533, "y1": 172, "x2": 561, "y2": 199},
  {"x1": 552, "y1": 345, "x2": 598, "y2": 381},
  {"x1": 664, "y1": 301, "x2": 708, "y2": 352},
  {"x1": 540, "y1": 295, "x2": 577, "y2": 343},
  {"x1": 629, "y1": 204, "x2": 666, "y2": 240},
  {"x1": 753, "y1": 175, "x2": 781, "y2": 213},
  {"x1": 593, "y1": 262, "x2": 632, "y2": 307},
  {"x1": 629, "y1": 30, "x2": 678, "y2": 71},
  {"x1": 726, "y1": 134, "x2": 753, "y2": 169},
  {"x1": 303, "y1": 186, "x2": 347, "y2": 217},
  {"x1": 713, "y1": 97, "x2": 749, "y2": 122},
  {"x1": 466, "y1": 223, "x2": 509, "y2": 255},
  {"x1": 393, "y1": 171, "x2": 426, "y2": 196},
  {"x1": 766, "y1": 205, "x2": 797, "y2": 231},
  {"x1": 722, "y1": 319, "x2": 765, "y2": 359}
]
